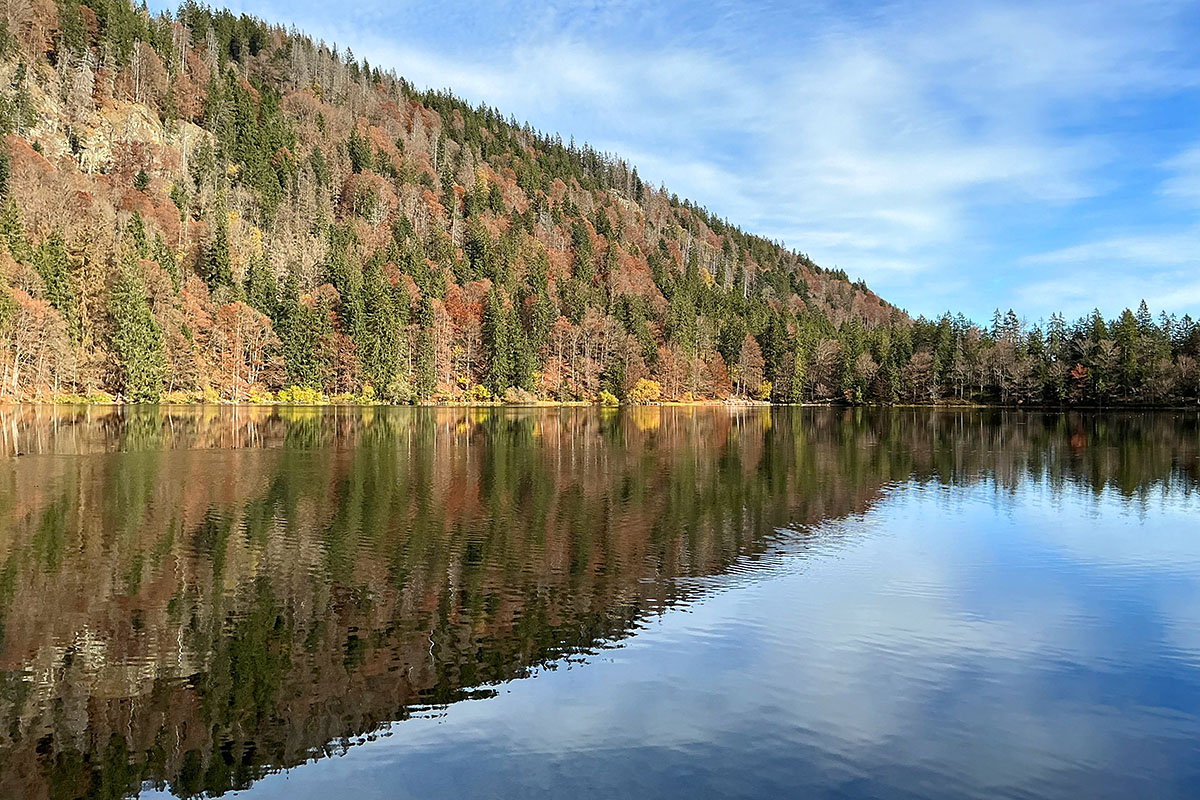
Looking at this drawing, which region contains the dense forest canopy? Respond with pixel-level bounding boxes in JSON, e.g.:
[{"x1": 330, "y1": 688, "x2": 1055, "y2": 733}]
[{"x1": 0, "y1": 1, "x2": 1196, "y2": 405}]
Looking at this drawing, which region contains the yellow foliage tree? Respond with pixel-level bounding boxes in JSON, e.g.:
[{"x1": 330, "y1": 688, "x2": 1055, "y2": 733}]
[{"x1": 628, "y1": 378, "x2": 662, "y2": 405}]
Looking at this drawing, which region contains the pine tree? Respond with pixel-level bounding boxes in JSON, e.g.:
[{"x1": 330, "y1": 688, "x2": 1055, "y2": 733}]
[
  {"x1": 35, "y1": 231, "x2": 81, "y2": 341},
  {"x1": 0, "y1": 198, "x2": 32, "y2": 264},
  {"x1": 482, "y1": 287, "x2": 511, "y2": 394},
  {"x1": 244, "y1": 253, "x2": 278, "y2": 318},
  {"x1": 204, "y1": 209, "x2": 234, "y2": 288},
  {"x1": 414, "y1": 295, "x2": 436, "y2": 397},
  {"x1": 508, "y1": 306, "x2": 534, "y2": 391},
  {"x1": 108, "y1": 250, "x2": 166, "y2": 402},
  {"x1": 360, "y1": 261, "x2": 403, "y2": 390}
]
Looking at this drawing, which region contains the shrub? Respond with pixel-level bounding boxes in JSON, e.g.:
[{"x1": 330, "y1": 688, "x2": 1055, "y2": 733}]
[
  {"x1": 755, "y1": 380, "x2": 773, "y2": 401},
  {"x1": 598, "y1": 390, "x2": 620, "y2": 407},
  {"x1": 503, "y1": 387, "x2": 536, "y2": 404},
  {"x1": 54, "y1": 391, "x2": 116, "y2": 405},
  {"x1": 468, "y1": 384, "x2": 492, "y2": 403},
  {"x1": 278, "y1": 385, "x2": 325, "y2": 404},
  {"x1": 628, "y1": 378, "x2": 662, "y2": 405},
  {"x1": 383, "y1": 377, "x2": 413, "y2": 404}
]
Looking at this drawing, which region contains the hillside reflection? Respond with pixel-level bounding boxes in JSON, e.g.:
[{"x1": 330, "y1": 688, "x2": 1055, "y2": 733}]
[{"x1": 0, "y1": 406, "x2": 1196, "y2": 799}]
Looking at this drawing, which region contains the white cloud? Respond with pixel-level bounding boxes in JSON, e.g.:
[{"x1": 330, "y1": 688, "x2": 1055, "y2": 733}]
[
  {"x1": 168, "y1": 0, "x2": 1200, "y2": 320},
  {"x1": 1014, "y1": 258, "x2": 1200, "y2": 317},
  {"x1": 1161, "y1": 145, "x2": 1200, "y2": 205}
]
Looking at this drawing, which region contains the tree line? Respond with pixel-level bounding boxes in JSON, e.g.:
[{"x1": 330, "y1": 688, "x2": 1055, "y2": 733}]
[{"x1": 0, "y1": 3, "x2": 1194, "y2": 406}]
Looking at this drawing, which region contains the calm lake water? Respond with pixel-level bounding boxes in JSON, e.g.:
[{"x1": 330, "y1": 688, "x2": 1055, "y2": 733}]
[{"x1": 1, "y1": 406, "x2": 1198, "y2": 799}]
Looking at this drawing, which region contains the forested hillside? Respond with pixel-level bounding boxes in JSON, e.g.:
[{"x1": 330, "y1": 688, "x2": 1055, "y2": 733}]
[{"x1": 0, "y1": 2, "x2": 1197, "y2": 405}]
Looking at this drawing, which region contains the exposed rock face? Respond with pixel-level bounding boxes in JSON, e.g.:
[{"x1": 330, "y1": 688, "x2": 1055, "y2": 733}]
[{"x1": 0, "y1": 3, "x2": 894, "y2": 405}]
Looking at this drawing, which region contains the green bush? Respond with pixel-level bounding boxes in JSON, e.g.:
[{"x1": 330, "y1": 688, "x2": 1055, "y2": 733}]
[
  {"x1": 54, "y1": 391, "x2": 116, "y2": 405},
  {"x1": 278, "y1": 385, "x2": 325, "y2": 404},
  {"x1": 383, "y1": 377, "x2": 413, "y2": 404}
]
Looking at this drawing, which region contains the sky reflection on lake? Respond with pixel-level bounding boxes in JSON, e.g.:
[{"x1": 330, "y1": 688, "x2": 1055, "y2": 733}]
[{"x1": 1, "y1": 406, "x2": 1197, "y2": 799}]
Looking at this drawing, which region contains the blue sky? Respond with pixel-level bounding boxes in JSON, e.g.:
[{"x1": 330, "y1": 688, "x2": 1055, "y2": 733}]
[{"x1": 159, "y1": 1, "x2": 1200, "y2": 322}]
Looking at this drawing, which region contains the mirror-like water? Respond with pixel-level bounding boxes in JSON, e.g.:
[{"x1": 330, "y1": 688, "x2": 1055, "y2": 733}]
[{"x1": 0, "y1": 406, "x2": 1197, "y2": 799}]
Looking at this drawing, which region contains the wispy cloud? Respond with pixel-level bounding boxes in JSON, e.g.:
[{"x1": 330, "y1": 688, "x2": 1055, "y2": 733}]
[
  {"x1": 169, "y1": 0, "x2": 1200, "y2": 320},
  {"x1": 1160, "y1": 145, "x2": 1200, "y2": 206}
]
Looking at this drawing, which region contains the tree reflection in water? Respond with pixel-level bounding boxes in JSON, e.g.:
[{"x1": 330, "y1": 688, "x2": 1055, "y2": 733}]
[{"x1": 0, "y1": 406, "x2": 1196, "y2": 799}]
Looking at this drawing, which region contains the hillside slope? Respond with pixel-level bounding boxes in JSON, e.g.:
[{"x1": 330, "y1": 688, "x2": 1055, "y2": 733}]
[
  {"x1": 1, "y1": 3, "x2": 1198, "y2": 406},
  {"x1": 0, "y1": 1, "x2": 894, "y2": 404}
]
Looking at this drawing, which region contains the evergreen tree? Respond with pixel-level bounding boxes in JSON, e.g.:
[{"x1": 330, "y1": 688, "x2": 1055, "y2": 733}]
[
  {"x1": 482, "y1": 287, "x2": 511, "y2": 394},
  {"x1": 508, "y1": 306, "x2": 534, "y2": 392},
  {"x1": 347, "y1": 127, "x2": 373, "y2": 173},
  {"x1": 204, "y1": 209, "x2": 234, "y2": 288},
  {"x1": 108, "y1": 251, "x2": 166, "y2": 402},
  {"x1": 360, "y1": 260, "x2": 403, "y2": 390},
  {"x1": 244, "y1": 253, "x2": 278, "y2": 318},
  {"x1": 278, "y1": 278, "x2": 336, "y2": 391},
  {"x1": 414, "y1": 295, "x2": 436, "y2": 397},
  {"x1": 153, "y1": 235, "x2": 180, "y2": 291},
  {"x1": 54, "y1": 0, "x2": 88, "y2": 57},
  {"x1": 35, "y1": 230, "x2": 80, "y2": 341},
  {"x1": 0, "y1": 198, "x2": 32, "y2": 263}
]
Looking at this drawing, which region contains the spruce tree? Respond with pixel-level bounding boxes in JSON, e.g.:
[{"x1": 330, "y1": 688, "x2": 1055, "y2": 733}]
[
  {"x1": 204, "y1": 209, "x2": 234, "y2": 288},
  {"x1": 790, "y1": 347, "x2": 806, "y2": 403},
  {"x1": 108, "y1": 251, "x2": 166, "y2": 402},
  {"x1": 244, "y1": 253, "x2": 278, "y2": 318},
  {"x1": 507, "y1": 306, "x2": 534, "y2": 392},
  {"x1": 278, "y1": 281, "x2": 336, "y2": 391},
  {"x1": 0, "y1": 198, "x2": 32, "y2": 264},
  {"x1": 414, "y1": 295, "x2": 436, "y2": 397},
  {"x1": 347, "y1": 127, "x2": 373, "y2": 173},
  {"x1": 153, "y1": 234, "x2": 180, "y2": 291},
  {"x1": 482, "y1": 287, "x2": 511, "y2": 394},
  {"x1": 35, "y1": 230, "x2": 80, "y2": 341},
  {"x1": 360, "y1": 261, "x2": 402, "y2": 390}
]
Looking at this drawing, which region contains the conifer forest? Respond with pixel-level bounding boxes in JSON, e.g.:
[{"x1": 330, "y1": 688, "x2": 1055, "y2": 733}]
[{"x1": 0, "y1": 1, "x2": 1197, "y2": 406}]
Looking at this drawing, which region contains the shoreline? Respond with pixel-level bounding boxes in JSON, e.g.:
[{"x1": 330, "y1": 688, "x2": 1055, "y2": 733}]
[{"x1": 1, "y1": 400, "x2": 1196, "y2": 411}]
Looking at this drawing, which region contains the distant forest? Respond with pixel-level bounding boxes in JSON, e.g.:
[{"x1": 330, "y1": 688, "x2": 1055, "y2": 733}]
[{"x1": 0, "y1": 1, "x2": 1197, "y2": 406}]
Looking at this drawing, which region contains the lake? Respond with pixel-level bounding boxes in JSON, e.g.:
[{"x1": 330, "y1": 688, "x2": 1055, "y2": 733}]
[{"x1": 0, "y1": 406, "x2": 1198, "y2": 799}]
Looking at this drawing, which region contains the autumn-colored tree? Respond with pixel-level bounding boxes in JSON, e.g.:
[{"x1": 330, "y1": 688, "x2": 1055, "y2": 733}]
[
  {"x1": 735, "y1": 334, "x2": 764, "y2": 397},
  {"x1": 0, "y1": 1, "x2": 1189, "y2": 409},
  {"x1": 210, "y1": 301, "x2": 282, "y2": 398}
]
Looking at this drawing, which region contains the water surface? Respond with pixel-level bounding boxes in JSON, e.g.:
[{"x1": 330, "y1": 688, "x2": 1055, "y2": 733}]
[{"x1": 1, "y1": 406, "x2": 1198, "y2": 799}]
